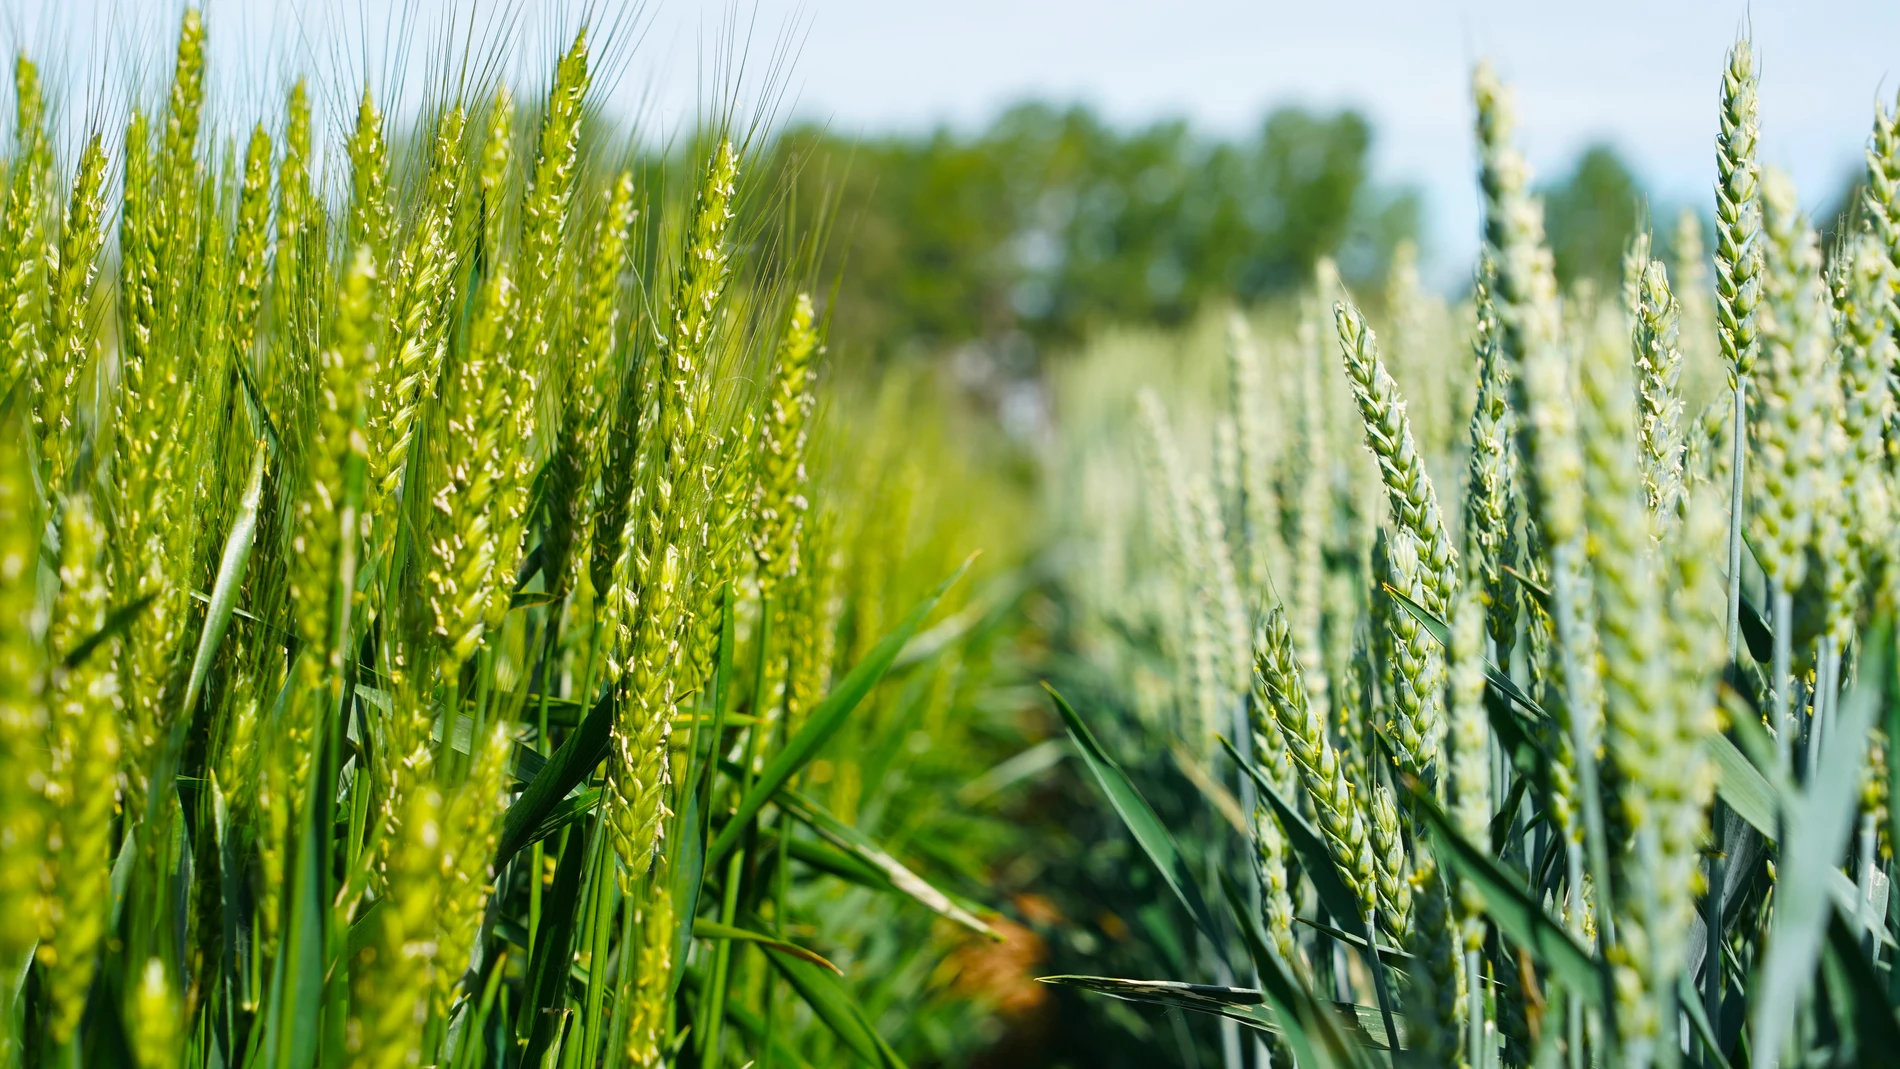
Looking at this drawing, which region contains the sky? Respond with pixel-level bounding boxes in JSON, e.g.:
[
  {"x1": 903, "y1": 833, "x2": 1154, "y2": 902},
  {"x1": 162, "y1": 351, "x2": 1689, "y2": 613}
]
[{"x1": 8, "y1": 0, "x2": 1900, "y2": 283}]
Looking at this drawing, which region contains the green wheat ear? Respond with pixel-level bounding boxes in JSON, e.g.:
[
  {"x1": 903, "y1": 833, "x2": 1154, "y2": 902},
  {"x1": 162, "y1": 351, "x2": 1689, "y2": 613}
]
[
  {"x1": 40, "y1": 136, "x2": 108, "y2": 491},
  {"x1": 1336, "y1": 297, "x2": 1458, "y2": 616},
  {"x1": 372, "y1": 104, "x2": 466, "y2": 508},
  {"x1": 1630, "y1": 255, "x2": 1686, "y2": 526},
  {"x1": 519, "y1": 29, "x2": 589, "y2": 368},
  {"x1": 345, "y1": 86, "x2": 393, "y2": 277},
  {"x1": 606, "y1": 139, "x2": 741, "y2": 898},
  {"x1": 546, "y1": 169, "x2": 635, "y2": 598},
  {"x1": 130, "y1": 958, "x2": 180, "y2": 1069},
  {"x1": 351, "y1": 780, "x2": 440, "y2": 1069},
  {"x1": 1715, "y1": 39, "x2": 1764, "y2": 387},
  {"x1": 753, "y1": 292, "x2": 820, "y2": 592},
  {"x1": 1, "y1": 55, "x2": 50, "y2": 406},
  {"x1": 1254, "y1": 606, "x2": 1385, "y2": 936},
  {"x1": 39, "y1": 493, "x2": 120, "y2": 1044},
  {"x1": 0, "y1": 406, "x2": 43, "y2": 996},
  {"x1": 431, "y1": 719, "x2": 512, "y2": 1018},
  {"x1": 424, "y1": 88, "x2": 539, "y2": 671},
  {"x1": 1463, "y1": 252, "x2": 1519, "y2": 654},
  {"x1": 1833, "y1": 231, "x2": 1895, "y2": 598}
]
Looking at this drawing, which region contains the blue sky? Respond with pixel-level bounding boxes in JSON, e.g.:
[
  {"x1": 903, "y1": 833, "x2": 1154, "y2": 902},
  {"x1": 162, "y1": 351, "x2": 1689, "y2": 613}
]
[{"x1": 9, "y1": 1, "x2": 1900, "y2": 282}]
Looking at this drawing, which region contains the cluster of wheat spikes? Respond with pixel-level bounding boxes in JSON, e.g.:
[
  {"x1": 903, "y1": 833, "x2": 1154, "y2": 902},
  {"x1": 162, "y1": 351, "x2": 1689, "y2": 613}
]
[
  {"x1": 0, "y1": 10, "x2": 997, "y2": 1068},
  {"x1": 1047, "y1": 36, "x2": 1900, "y2": 1069}
]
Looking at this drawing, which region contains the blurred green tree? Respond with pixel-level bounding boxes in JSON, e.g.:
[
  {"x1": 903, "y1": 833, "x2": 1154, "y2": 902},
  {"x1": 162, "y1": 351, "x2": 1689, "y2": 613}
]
[
  {"x1": 769, "y1": 103, "x2": 1418, "y2": 363},
  {"x1": 1539, "y1": 143, "x2": 1642, "y2": 287}
]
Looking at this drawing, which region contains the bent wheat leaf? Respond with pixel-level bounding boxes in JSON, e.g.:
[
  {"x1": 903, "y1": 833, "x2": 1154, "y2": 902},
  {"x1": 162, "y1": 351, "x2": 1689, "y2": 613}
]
[
  {"x1": 710, "y1": 555, "x2": 974, "y2": 869},
  {"x1": 182, "y1": 441, "x2": 267, "y2": 715},
  {"x1": 1037, "y1": 975, "x2": 1280, "y2": 1034},
  {"x1": 776, "y1": 786, "x2": 997, "y2": 939},
  {"x1": 1751, "y1": 620, "x2": 1888, "y2": 1068},
  {"x1": 695, "y1": 919, "x2": 841, "y2": 974},
  {"x1": 495, "y1": 690, "x2": 613, "y2": 867},
  {"x1": 1046, "y1": 681, "x2": 1222, "y2": 945},
  {"x1": 1220, "y1": 873, "x2": 1378, "y2": 1069},
  {"x1": 1411, "y1": 784, "x2": 1606, "y2": 1008},
  {"x1": 763, "y1": 945, "x2": 907, "y2": 1068}
]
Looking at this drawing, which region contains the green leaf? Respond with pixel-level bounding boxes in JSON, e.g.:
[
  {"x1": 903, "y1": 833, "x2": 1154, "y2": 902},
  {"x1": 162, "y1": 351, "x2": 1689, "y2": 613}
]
[
  {"x1": 1172, "y1": 741, "x2": 1249, "y2": 835},
  {"x1": 1293, "y1": 917, "x2": 1411, "y2": 967},
  {"x1": 776, "y1": 786, "x2": 997, "y2": 939},
  {"x1": 1411, "y1": 785, "x2": 1605, "y2": 1008},
  {"x1": 182, "y1": 442, "x2": 267, "y2": 715},
  {"x1": 1500, "y1": 563, "x2": 1553, "y2": 612},
  {"x1": 708, "y1": 556, "x2": 973, "y2": 870},
  {"x1": 1737, "y1": 591, "x2": 1774, "y2": 666},
  {"x1": 1822, "y1": 905, "x2": 1900, "y2": 1062},
  {"x1": 495, "y1": 690, "x2": 614, "y2": 867},
  {"x1": 1752, "y1": 619, "x2": 1889, "y2": 1066},
  {"x1": 1219, "y1": 873, "x2": 1377, "y2": 1068},
  {"x1": 1045, "y1": 682, "x2": 1221, "y2": 945},
  {"x1": 693, "y1": 919, "x2": 841, "y2": 974},
  {"x1": 518, "y1": 823, "x2": 590, "y2": 1062},
  {"x1": 680, "y1": 966, "x2": 817, "y2": 1069},
  {"x1": 763, "y1": 945, "x2": 907, "y2": 1068},
  {"x1": 1708, "y1": 733, "x2": 1778, "y2": 840},
  {"x1": 65, "y1": 591, "x2": 157, "y2": 670},
  {"x1": 956, "y1": 738, "x2": 1068, "y2": 806},
  {"x1": 1036, "y1": 975, "x2": 1280, "y2": 1033},
  {"x1": 1710, "y1": 692, "x2": 1881, "y2": 929},
  {"x1": 669, "y1": 786, "x2": 705, "y2": 997},
  {"x1": 1677, "y1": 972, "x2": 1734, "y2": 1069}
]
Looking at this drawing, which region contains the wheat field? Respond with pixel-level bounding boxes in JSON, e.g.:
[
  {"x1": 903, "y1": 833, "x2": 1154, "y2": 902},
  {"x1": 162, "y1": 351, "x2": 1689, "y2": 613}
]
[{"x1": 4, "y1": 6, "x2": 1900, "y2": 1069}]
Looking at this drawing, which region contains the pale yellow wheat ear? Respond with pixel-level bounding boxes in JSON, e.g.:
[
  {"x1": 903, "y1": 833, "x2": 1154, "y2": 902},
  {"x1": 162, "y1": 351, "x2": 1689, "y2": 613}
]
[
  {"x1": 1446, "y1": 582, "x2": 1490, "y2": 945},
  {"x1": 1578, "y1": 323, "x2": 1674, "y2": 1061},
  {"x1": 131, "y1": 958, "x2": 179, "y2": 1069},
  {"x1": 1630, "y1": 255, "x2": 1687, "y2": 527},
  {"x1": 1224, "y1": 312, "x2": 1282, "y2": 601},
  {"x1": 1832, "y1": 231, "x2": 1894, "y2": 601},
  {"x1": 1474, "y1": 58, "x2": 1613, "y2": 959},
  {"x1": 1750, "y1": 169, "x2": 1826, "y2": 601}
]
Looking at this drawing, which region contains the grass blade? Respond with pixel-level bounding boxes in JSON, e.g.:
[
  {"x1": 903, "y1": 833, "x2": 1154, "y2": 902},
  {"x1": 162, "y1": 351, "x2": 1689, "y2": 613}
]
[
  {"x1": 1750, "y1": 620, "x2": 1888, "y2": 1068},
  {"x1": 762, "y1": 945, "x2": 907, "y2": 1068},
  {"x1": 1219, "y1": 872, "x2": 1376, "y2": 1068},
  {"x1": 709, "y1": 556, "x2": 973, "y2": 870},
  {"x1": 1410, "y1": 783, "x2": 1605, "y2": 1008},
  {"x1": 1046, "y1": 682, "x2": 1222, "y2": 945},
  {"x1": 692, "y1": 919, "x2": 842, "y2": 975},
  {"x1": 1035, "y1": 975, "x2": 1282, "y2": 1034},
  {"x1": 494, "y1": 690, "x2": 613, "y2": 867},
  {"x1": 776, "y1": 786, "x2": 997, "y2": 939},
  {"x1": 182, "y1": 441, "x2": 267, "y2": 716}
]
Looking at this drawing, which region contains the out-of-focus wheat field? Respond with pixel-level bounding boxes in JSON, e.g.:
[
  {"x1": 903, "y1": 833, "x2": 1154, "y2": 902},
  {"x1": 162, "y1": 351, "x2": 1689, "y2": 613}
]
[{"x1": 3, "y1": 3, "x2": 1900, "y2": 1068}]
